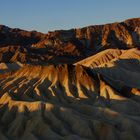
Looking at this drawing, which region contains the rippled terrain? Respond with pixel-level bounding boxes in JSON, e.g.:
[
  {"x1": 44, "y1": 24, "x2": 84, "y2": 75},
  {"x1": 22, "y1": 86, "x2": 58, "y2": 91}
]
[{"x1": 0, "y1": 18, "x2": 140, "y2": 140}]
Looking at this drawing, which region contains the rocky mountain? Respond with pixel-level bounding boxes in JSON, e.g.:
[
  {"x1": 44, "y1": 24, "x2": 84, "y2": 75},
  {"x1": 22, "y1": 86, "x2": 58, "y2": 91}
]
[
  {"x1": 0, "y1": 18, "x2": 140, "y2": 64},
  {"x1": 0, "y1": 18, "x2": 140, "y2": 140},
  {"x1": 0, "y1": 25, "x2": 45, "y2": 46}
]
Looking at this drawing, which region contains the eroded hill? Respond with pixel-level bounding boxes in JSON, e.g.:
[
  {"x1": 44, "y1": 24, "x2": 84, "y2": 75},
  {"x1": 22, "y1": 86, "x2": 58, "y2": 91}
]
[{"x1": 0, "y1": 18, "x2": 140, "y2": 140}]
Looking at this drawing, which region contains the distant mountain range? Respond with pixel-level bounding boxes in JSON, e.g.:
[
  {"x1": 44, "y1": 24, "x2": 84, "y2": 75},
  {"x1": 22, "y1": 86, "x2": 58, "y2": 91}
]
[{"x1": 0, "y1": 18, "x2": 140, "y2": 64}]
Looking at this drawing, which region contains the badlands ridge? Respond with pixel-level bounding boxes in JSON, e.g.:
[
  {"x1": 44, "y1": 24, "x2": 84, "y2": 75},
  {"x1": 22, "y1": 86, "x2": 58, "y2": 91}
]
[{"x1": 0, "y1": 18, "x2": 140, "y2": 140}]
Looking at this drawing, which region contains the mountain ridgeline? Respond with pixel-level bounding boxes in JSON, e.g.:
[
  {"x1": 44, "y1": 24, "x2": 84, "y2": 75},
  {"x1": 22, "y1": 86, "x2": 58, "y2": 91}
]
[
  {"x1": 0, "y1": 18, "x2": 140, "y2": 140},
  {"x1": 0, "y1": 18, "x2": 140, "y2": 64}
]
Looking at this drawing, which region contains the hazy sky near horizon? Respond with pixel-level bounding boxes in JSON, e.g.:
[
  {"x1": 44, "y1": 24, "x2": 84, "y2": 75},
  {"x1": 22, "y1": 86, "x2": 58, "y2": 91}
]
[{"x1": 0, "y1": 0, "x2": 140, "y2": 33}]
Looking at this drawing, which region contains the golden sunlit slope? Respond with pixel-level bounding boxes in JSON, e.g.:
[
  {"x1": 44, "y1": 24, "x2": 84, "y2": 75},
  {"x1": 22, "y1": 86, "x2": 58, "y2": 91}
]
[
  {"x1": 76, "y1": 48, "x2": 140, "y2": 90},
  {"x1": 0, "y1": 48, "x2": 140, "y2": 140},
  {"x1": 0, "y1": 18, "x2": 140, "y2": 140}
]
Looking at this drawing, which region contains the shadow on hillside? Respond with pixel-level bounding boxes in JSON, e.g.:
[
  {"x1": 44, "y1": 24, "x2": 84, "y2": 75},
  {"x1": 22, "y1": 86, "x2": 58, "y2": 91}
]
[
  {"x1": 0, "y1": 58, "x2": 140, "y2": 139},
  {"x1": 0, "y1": 58, "x2": 139, "y2": 105},
  {"x1": 0, "y1": 86, "x2": 140, "y2": 140}
]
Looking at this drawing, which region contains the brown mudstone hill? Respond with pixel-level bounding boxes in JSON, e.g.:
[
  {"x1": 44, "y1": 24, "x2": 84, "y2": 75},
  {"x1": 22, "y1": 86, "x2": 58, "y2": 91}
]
[{"x1": 0, "y1": 18, "x2": 140, "y2": 140}]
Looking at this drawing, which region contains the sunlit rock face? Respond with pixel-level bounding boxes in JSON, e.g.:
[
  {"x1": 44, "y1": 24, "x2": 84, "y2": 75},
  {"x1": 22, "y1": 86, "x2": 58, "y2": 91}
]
[
  {"x1": 0, "y1": 18, "x2": 140, "y2": 64},
  {"x1": 0, "y1": 18, "x2": 140, "y2": 140}
]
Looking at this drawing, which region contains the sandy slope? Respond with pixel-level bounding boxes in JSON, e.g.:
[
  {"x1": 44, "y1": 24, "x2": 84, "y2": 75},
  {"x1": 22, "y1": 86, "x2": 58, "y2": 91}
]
[{"x1": 0, "y1": 48, "x2": 140, "y2": 140}]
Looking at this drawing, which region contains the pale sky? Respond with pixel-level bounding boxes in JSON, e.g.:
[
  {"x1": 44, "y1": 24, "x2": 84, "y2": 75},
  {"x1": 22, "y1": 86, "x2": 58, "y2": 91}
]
[{"x1": 0, "y1": 0, "x2": 140, "y2": 33}]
